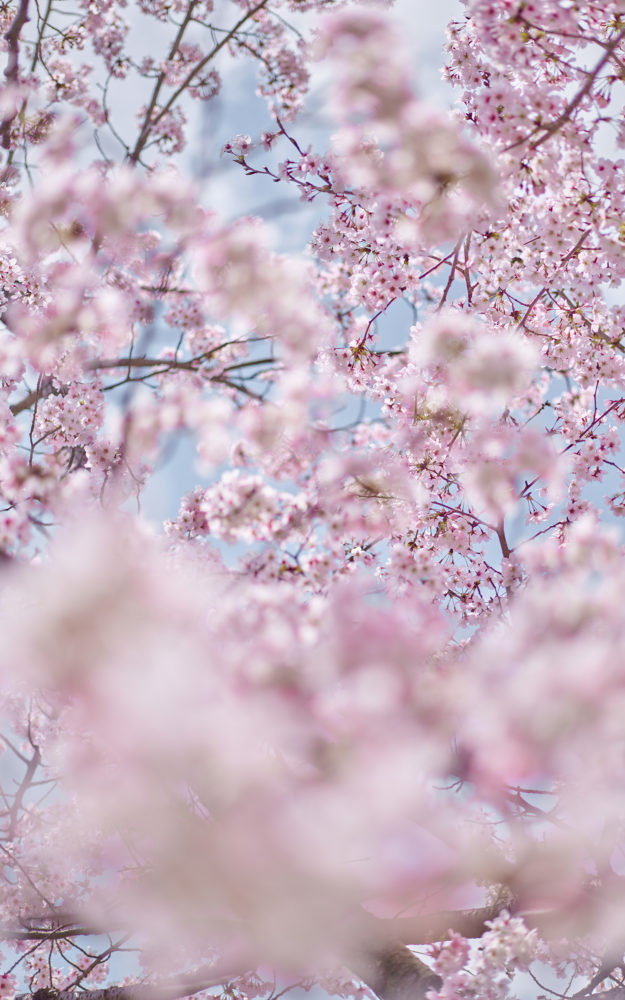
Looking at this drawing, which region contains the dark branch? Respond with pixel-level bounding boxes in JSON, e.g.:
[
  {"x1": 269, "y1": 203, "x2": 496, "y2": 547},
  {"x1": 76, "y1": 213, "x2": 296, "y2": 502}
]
[
  {"x1": 0, "y1": 0, "x2": 30, "y2": 149},
  {"x1": 0, "y1": 926, "x2": 101, "y2": 941},
  {"x1": 574, "y1": 991, "x2": 625, "y2": 1000},
  {"x1": 351, "y1": 945, "x2": 442, "y2": 1000},
  {"x1": 16, "y1": 960, "x2": 252, "y2": 1000}
]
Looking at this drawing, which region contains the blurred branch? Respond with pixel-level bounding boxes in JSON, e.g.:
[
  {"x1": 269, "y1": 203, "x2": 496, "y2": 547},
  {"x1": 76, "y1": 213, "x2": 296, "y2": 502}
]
[
  {"x1": 372, "y1": 901, "x2": 505, "y2": 946},
  {"x1": 16, "y1": 960, "x2": 253, "y2": 1000},
  {"x1": 0, "y1": 0, "x2": 30, "y2": 149},
  {"x1": 0, "y1": 926, "x2": 102, "y2": 941},
  {"x1": 575, "y1": 991, "x2": 625, "y2": 1000},
  {"x1": 351, "y1": 945, "x2": 442, "y2": 1000}
]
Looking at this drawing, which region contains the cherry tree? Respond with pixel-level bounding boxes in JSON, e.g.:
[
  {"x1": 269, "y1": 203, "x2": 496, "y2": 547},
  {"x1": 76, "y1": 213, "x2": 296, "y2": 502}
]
[{"x1": 1, "y1": 1, "x2": 625, "y2": 999}]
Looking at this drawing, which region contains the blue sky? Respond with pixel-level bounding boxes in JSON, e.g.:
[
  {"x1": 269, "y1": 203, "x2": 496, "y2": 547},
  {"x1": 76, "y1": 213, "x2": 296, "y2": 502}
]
[{"x1": 139, "y1": 0, "x2": 465, "y2": 523}]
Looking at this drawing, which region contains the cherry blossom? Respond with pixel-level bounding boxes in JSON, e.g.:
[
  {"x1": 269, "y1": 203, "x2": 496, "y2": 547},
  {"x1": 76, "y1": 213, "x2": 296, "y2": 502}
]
[{"x1": 2, "y1": 2, "x2": 625, "y2": 1000}]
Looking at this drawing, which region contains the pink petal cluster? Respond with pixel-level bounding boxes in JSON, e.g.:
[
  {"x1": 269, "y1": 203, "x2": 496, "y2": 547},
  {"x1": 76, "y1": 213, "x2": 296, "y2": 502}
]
[{"x1": 0, "y1": 2, "x2": 625, "y2": 1000}]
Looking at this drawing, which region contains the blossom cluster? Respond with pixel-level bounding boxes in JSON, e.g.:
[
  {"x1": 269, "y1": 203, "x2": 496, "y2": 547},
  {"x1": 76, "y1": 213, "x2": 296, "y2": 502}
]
[{"x1": 1, "y1": 2, "x2": 625, "y2": 1000}]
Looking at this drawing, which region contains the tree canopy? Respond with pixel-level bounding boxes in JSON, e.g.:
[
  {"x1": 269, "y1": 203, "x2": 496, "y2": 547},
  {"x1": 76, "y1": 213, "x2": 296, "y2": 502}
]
[{"x1": 1, "y1": 2, "x2": 625, "y2": 1000}]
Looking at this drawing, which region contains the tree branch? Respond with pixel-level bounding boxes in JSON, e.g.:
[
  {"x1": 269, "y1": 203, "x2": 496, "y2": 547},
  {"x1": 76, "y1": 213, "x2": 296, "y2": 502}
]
[
  {"x1": 0, "y1": 0, "x2": 30, "y2": 149},
  {"x1": 130, "y1": 0, "x2": 198, "y2": 165},
  {"x1": 0, "y1": 926, "x2": 101, "y2": 941},
  {"x1": 351, "y1": 945, "x2": 442, "y2": 1000},
  {"x1": 364, "y1": 901, "x2": 505, "y2": 948},
  {"x1": 574, "y1": 990, "x2": 625, "y2": 1000},
  {"x1": 6, "y1": 744, "x2": 40, "y2": 840},
  {"x1": 128, "y1": 0, "x2": 271, "y2": 164},
  {"x1": 16, "y1": 960, "x2": 252, "y2": 1000},
  {"x1": 505, "y1": 26, "x2": 625, "y2": 153}
]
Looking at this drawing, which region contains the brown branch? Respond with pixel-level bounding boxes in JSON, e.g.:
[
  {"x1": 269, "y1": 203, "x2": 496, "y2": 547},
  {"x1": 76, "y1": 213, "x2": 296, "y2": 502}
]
[
  {"x1": 496, "y1": 522, "x2": 511, "y2": 560},
  {"x1": 16, "y1": 959, "x2": 253, "y2": 1000},
  {"x1": 0, "y1": 0, "x2": 30, "y2": 149},
  {"x1": 63, "y1": 935, "x2": 132, "y2": 991},
  {"x1": 9, "y1": 346, "x2": 277, "y2": 415},
  {"x1": 574, "y1": 991, "x2": 625, "y2": 1000},
  {"x1": 530, "y1": 27, "x2": 625, "y2": 150},
  {"x1": 364, "y1": 901, "x2": 505, "y2": 948},
  {"x1": 91, "y1": 356, "x2": 200, "y2": 372},
  {"x1": 574, "y1": 968, "x2": 621, "y2": 1000},
  {"x1": 435, "y1": 236, "x2": 463, "y2": 311},
  {"x1": 10, "y1": 905, "x2": 508, "y2": 1000},
  {"x1": 340, "y1": 902, "x2": 508, "y2": 1000},
  {"x1": 10, "y1": 388, "x2": 47, "y2": 416},
  {"x1": 29, "y1": 0, "x2": 52, "y2": 72},
  {"x1": 130, "y1": 0, "x2": 198, "y2": 165},
  {"x1": 128, "y1": 0, "x2": 271, "y2": 164},
  {"x1": 517, "y1": 229, "x2": 590, "y2": 329},
  {"x1": 0, "y1": 926, "x2": 102, "y2": 941},
  {"x1": 351, "y1": 945, "x2": 442, "y2": 1000},
  {"x1": 9, "y1": 900, "x2": 576, "y2": 1000},
  {"x1": 6, "y1": 744, "x2": 41, "y2": 840},
  {"x1": 505, "y1": 26, "x2": 625, "y2": 153}
]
